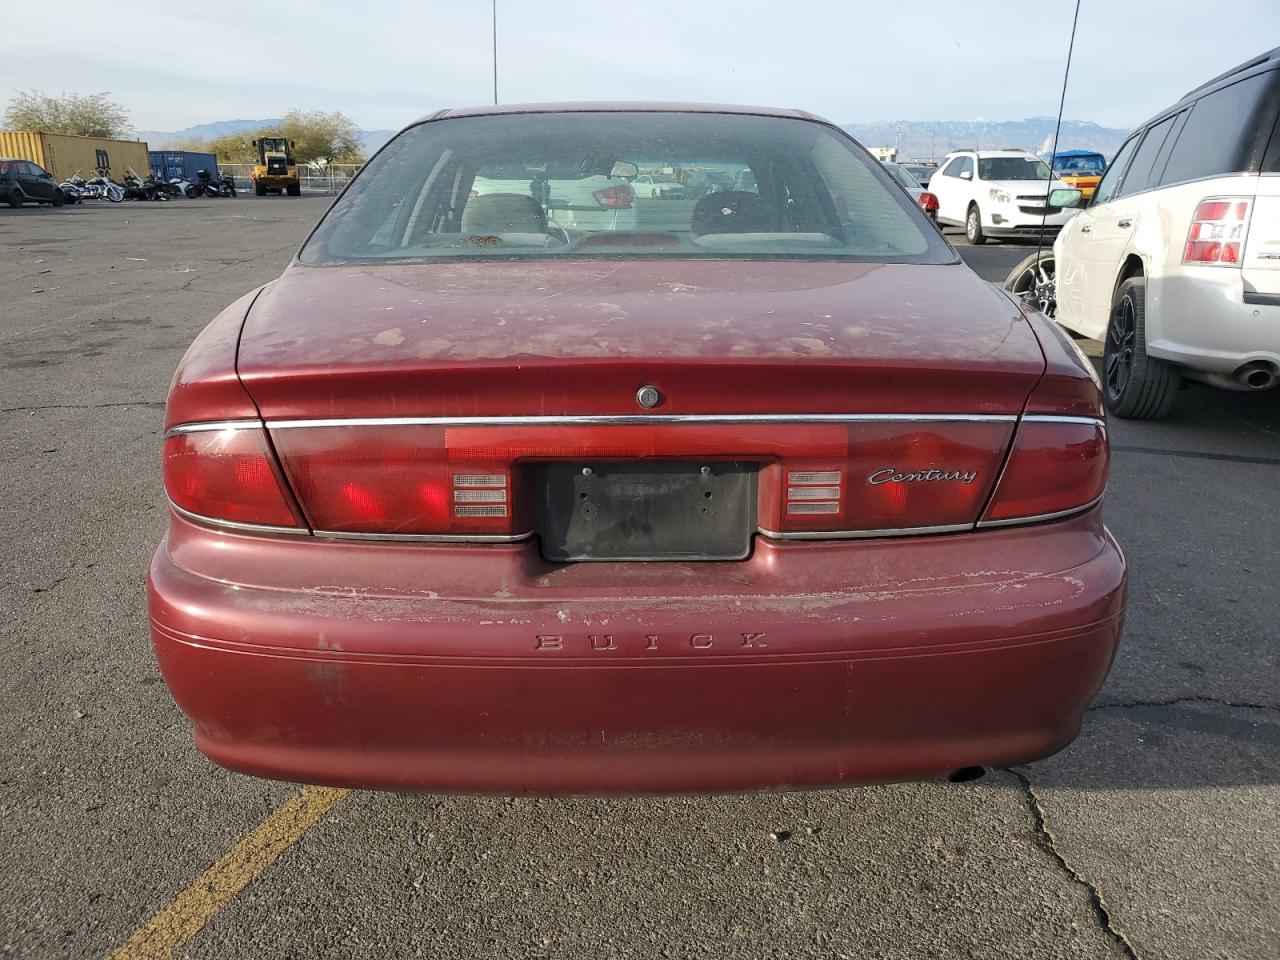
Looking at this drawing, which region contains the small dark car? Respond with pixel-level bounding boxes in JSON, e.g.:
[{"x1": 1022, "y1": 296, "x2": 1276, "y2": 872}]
[{"x1": 0, "y1": 158, "x2": 65, "y2": 208}]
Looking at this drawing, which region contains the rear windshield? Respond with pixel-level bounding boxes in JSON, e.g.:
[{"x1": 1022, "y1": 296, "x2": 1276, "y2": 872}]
[{"x1": 299, "y1": 112, "x2": 952, "y2": 264}]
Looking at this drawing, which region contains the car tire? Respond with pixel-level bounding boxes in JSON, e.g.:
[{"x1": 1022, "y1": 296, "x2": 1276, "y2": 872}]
[
  {"x1": 7, "y1": 189, "x2": 23, "y2": 209},
  {"x1": 1103, "y1": 277, "x2": 1181, "y2": 420},
  {"x1": 965, "y1": 204, "x2": 986, "y2": 245},
  {"x1": 51, "y1": 188, "x2": 65, "y2": 207},
  {"x1": 1004, "y1": 251, "x2": 1056, "y2": 317}
]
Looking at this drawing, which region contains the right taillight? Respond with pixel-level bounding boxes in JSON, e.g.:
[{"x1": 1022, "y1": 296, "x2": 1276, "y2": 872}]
[
  {"x1": 918, "y1": 191, "x2": 939, "y2": 212},
  {"x1": 163, "y1": 426, "x2": 304, "y2": 528},
  {"x1": 1183, "y1": 197, "x2": 1252, "y2": 266},
  {"x1": 981, "y1": 419, "x2": 1108, "y2": 524},
  {"x1": 593, "y1": 184, "x2": 634, "y2": 209}
]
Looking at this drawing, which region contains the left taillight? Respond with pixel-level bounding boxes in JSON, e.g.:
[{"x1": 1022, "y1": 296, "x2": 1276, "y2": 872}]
[
  {"x1": 270, "y1": 425, "x2": 520, "y2": 537},
  {"x1": 163, "y1": 426, "x2": 304, "y2": 529}
]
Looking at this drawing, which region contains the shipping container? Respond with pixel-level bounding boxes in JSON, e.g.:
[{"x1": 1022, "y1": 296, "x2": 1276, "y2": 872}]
[
  {"x1": 148, "y1": 150, "x2": 219, "y2": 183},
  {"x1": 0, "y1": 131, "x2": 150, "y2": 182}
]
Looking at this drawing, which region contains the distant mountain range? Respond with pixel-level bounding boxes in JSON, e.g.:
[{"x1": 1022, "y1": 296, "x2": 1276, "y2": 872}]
[
  {"x1": 135, "y1": 115, "x2": 1131, "y2": 162},
  {"x1": 135, "y1": 118, "x2": 397, "y2": 156},
  {"x1": 840, "y1": 116, "x2": 1131, "y2": 161}
]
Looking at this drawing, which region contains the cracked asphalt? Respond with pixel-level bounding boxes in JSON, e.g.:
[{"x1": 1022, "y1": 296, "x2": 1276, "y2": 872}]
[{"x1": 1, "y1": 199, "x2": 1277, "y2": 959}]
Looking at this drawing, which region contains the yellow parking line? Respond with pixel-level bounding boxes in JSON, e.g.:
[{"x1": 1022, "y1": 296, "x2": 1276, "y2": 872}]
[{"x1": 107, "y1": 785, "x2": 350, "y2": 960}]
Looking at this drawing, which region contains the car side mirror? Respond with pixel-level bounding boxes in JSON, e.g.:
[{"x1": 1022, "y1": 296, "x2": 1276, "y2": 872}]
[
  {"x1": 1048, "y1": 187, "x2": 1085, "y2": 209},
  {"x1": 610, "y1": 160, "x2": 639, "y2": 180},
  {"x1": 960, "y1": 170, "x2": 972, "y2": 179}
]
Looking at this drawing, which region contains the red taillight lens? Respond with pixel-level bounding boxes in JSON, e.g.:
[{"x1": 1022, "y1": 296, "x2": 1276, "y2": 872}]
[
  {"x1": 760, "y1": 422, "x2": 1014, "y2": 534},
  {"x1": 1183, "y1": 197, "x2": 1251, "y2": 266},
  {"x1": 163, "y1": 427, "x2": 303, "y2": 528},
  {"x1": 982, "y1": 420, "x2": 1108, "y2": 523},
  {"x1": 593, "y1": 184, "x2": 634, "y2": 209},
  {"x1": 271, "y1": 426, "x2": 518, "y2": 536},
  {"x1": 918, "y1": 191, "x2": 940, "y2": 212}
]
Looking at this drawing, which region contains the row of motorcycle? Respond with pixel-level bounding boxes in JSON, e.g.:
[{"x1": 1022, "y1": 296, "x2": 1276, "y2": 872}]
[{"x1": 59, "y1": 167, "x2": 237, "y2": 204}]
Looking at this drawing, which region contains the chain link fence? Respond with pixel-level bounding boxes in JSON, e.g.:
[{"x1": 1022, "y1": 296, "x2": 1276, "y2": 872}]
[{"x1": 216, "y1": 162, "x2": 362, "y2": 195}]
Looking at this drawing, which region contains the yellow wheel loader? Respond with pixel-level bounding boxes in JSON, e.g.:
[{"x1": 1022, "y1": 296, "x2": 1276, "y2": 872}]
[{"x1": 251, "y1": 136, "x2": 301, "y2": 196}]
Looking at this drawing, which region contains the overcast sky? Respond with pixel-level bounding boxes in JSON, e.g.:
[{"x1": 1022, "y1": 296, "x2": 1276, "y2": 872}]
[{"x1": 6, "y1": 1, "x2": 1277, "y2": 133}]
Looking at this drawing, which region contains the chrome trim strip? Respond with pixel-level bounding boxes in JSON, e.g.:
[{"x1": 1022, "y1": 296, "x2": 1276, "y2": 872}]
[
  {"x1": 164, "y1": 419, "x2": 262, "y2": 438},
  {"x1": 1020, "y1": 415, "x2": 1106, "y2": 427},
  {"x1": 168, "y1": 499, "x2": 310, "y2": 536},
  {"x1": 165, "y1": 413, "x2": 1105, "y2": 436},
  {"x1": 264, "y1": 413, "x2": 1019, "y2": 429},
  {"x1": 313, "y1": 529, "x2": 534, "y2": 543},
  {"x1": 757, "y1": 522, "x2": 974, "y2": 540},
  {"x1": 975, "y1": 494, "x2": 1104, "y2": 528}
]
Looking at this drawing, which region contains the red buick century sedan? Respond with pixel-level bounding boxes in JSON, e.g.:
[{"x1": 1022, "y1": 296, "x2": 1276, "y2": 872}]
[{"x1": 148, "y1": 104, "x2": 1126, "y2": 793}]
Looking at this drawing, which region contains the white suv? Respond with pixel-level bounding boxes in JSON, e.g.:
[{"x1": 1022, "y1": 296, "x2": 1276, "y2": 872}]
[
  {"x1": 929, "y1": 149, "x2": 1078, "y2": 244},
  {"x1": 1007, "y1": 49, "x2": 1280, "y2": 419}
]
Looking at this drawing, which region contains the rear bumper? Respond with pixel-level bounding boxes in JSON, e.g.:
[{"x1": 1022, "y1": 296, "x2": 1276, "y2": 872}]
[
  {"x1": 1148, "y1": 272, "x2": 1280, "y2": 372},
  {"x1": 148, "y1": 508, "x2": 1126, "y2": 794}
]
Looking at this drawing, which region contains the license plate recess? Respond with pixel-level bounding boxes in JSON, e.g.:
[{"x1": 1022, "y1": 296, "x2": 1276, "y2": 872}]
[{"x1": 534, "y1": 461, "x2": 757, "y2": 562}]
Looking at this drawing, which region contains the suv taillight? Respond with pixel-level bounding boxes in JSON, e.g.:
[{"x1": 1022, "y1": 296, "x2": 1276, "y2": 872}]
[
  {"x1": 1183, "y1": 197, "x2": 1252, "y2": 266},
  {"x1": 593, "y1": 185, "x2": 634, "y2": 209},
  {"x1": 918, "y1": 191, "x2": 939, "y2": 212},
  {"x1": 163, "y1": 426, "x2": 304, "y2": 528}
]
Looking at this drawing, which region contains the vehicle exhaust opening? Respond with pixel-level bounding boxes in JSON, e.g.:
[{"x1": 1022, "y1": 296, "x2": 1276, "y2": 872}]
[
  {"x1": 1234, "y1": 361, "x2": 1278, "y2": 390},
  {"x1": 948, "y1": 766, "x2": 987, "y2": 783}
]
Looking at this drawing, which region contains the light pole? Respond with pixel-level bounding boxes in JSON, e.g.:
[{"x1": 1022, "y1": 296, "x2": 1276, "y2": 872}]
[{"x1": 492, "y1": 0, "x2": 498, "y2": 105}]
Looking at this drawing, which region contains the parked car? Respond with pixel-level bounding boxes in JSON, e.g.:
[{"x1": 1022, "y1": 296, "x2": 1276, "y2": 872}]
[
  {"x1": 1044, "y1": 149, "x2": 1107, "y2": 200},
  {"x1": 0, "y1": 158, "x2": 65, "y2": 208},
  {"x1": 470, "y1": 161, "x2": 638, "y2": 233},
  {"x1": 149, "y1": 103, "x2": 1124, "y2": 794},
  {"x1": 901, "y1": 162, "x2": 937, "y2": 187},
  {"x1": 685, "y1": 169, "x2": 736, "y2": 199},
  {"x1": 884, "y1": 161, "x2": 939, "y2": 221},
  {"x1": 929, "y1": 149, "x2": 1078, "y2": 244},
  {"x1": 1007, "y1": 47, "x2": 1280, "y2": 419},
  {"x1": 633, "y1": 173, "x2": 686, "y2": 198}
]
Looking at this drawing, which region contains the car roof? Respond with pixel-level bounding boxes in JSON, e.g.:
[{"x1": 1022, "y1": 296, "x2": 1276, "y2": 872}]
[
  {"x1": 1134, "y1": 46, "x2": 1280, "y2": 130},
  {"x1": 943, "y1": 149, "x2": 1036, "y2": 158},
  {"x1": 413, "y1": 101, "x2": 826, "y2": 126},
  {"x1": 1048, "y1": 149, "x2": 1104, "y2": 158}
]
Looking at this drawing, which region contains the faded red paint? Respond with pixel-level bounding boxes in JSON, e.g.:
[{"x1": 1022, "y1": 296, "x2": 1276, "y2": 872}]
[
  {"x1": 149, "y1": 103, "x2": 1125, "y2": 793},
  {"x1": 236, "y1": 260, "x2": 1045, "y2": 420},
  {"x1": 149, "y1": 506, "x2": 1124, "y2": 793}
]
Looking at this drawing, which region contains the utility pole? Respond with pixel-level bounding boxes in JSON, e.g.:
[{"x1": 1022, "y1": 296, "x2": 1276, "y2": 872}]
[{"x1": 492, "y1": 0, "x2": 498, "y2": 105}]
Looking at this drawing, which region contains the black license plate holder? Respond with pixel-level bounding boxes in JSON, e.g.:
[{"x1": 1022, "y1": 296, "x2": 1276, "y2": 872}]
[{"x1": 534, "y1": 461, "x2": 757, "y2": 562}]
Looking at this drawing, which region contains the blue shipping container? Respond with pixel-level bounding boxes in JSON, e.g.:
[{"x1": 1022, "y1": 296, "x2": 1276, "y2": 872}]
[{"x1": 148, "y1": 150, "x2": 219, "y2": 182}]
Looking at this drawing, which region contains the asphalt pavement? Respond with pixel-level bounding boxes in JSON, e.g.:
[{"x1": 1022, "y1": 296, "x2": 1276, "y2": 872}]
[{"x1": 1, "y1": 199, "x2": 1276, "y2": 960}]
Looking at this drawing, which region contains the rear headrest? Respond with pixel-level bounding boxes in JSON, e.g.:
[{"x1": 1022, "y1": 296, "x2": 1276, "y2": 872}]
[
  {"x1": 690, "y1": 191, "x2": 772, "y2": 236},
  {"x1": 461, "y1": 193, "x2": 548, "y2": 235}
]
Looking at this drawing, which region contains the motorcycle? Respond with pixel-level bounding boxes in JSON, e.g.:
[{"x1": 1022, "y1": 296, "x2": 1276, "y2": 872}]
[
  {"x1": 168, "y1": 176, "x2": 196, "y2": 199},
  {"x1": 122, "y1": 169, "x2": 168, "y2": 201},
  {"x1": 86, "y1": 168, "x2": 124, "y2": 203},
  {"x1": 215, "y1": 172, "x2": 237, "y2": 198},
  {"x1": 57, "y1": 177, "x2": 84, "y2": 204}
]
